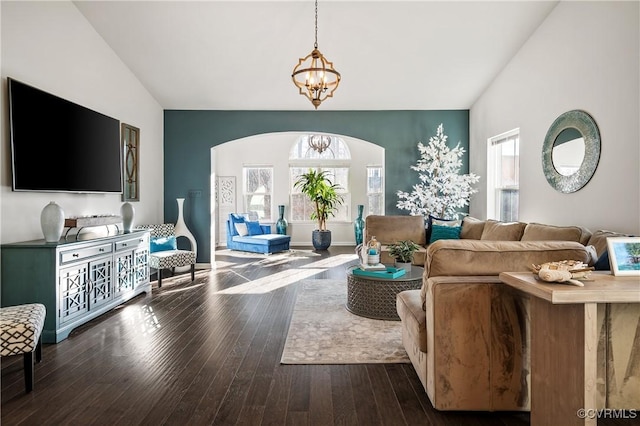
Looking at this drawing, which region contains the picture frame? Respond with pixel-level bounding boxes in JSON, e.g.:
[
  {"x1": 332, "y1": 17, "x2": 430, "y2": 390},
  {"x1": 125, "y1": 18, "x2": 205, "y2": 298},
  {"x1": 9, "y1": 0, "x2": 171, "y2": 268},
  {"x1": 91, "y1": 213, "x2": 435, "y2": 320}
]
[{"x1": 606, "y1": 237, "x2": 640, "y2": 276}]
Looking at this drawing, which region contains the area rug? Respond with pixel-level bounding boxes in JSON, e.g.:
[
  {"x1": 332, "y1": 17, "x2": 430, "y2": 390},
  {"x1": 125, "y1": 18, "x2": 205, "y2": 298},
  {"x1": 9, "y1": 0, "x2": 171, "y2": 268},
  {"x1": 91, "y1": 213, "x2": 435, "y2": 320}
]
[{"x1": 281, "y1": 279, "x2": 410, "y2": 364}]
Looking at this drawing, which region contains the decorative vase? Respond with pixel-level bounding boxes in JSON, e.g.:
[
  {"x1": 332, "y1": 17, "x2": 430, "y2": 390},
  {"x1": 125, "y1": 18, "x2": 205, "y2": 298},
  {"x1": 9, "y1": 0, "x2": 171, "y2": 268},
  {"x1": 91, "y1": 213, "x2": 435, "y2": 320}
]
[
  {"x1": 120, "y1": 202, "x2": 135, "y2": 233},
  {"x1": 276, "y1": 205, "x2": 288, "y2": 235},
  {"x1": 366, "y1": 235, "x2": 381, "y2": 265},
  {"x1": 174, "y1": 198, "x2": 198, "y2": 256},
  {"x1": 354, "y1": 204, "x2": 365, "y2": 245},
  {"x1": 40, "y1": 201, "x2": 64, "y2": 242}
]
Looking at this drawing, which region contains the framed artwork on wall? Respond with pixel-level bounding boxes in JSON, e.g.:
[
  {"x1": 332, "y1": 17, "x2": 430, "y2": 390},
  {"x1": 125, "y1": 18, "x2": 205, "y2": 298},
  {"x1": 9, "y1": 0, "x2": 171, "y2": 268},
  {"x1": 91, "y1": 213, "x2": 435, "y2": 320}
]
[
  {"x1": 121, "y1": 123, "x2": 140, "y2": 201},
  {"x1": 606, "y1": 237, "x2": 640, "y2": 276}
]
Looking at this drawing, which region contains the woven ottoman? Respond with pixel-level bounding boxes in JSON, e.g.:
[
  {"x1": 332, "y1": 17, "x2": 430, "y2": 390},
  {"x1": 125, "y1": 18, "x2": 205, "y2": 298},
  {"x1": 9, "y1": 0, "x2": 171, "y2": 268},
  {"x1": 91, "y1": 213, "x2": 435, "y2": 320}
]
[{"x1": 0, "y1": 303, "x2": 46, "y2": 392}]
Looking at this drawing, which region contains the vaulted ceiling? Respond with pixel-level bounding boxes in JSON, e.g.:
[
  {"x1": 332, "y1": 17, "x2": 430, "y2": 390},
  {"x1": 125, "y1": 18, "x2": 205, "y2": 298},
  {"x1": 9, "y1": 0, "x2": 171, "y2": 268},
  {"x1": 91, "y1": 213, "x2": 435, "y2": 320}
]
[{"x1": 74, "y1": 1, "x2": 558, "y2": 110}]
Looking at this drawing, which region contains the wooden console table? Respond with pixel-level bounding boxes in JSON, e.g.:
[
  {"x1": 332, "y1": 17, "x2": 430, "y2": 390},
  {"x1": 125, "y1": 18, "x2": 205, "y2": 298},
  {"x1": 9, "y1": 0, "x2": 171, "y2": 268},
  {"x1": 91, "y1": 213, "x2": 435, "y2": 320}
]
[{"x1": 499, "y1": 272, "x2": 640, "y2": 426}]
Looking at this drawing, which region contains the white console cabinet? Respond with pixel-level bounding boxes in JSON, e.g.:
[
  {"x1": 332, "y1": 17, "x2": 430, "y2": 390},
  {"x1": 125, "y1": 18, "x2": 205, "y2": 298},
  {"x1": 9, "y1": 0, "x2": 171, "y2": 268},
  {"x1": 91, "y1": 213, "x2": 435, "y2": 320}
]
[{"x1": 1, "y1": 231, "x2": 151, "y2": 343}]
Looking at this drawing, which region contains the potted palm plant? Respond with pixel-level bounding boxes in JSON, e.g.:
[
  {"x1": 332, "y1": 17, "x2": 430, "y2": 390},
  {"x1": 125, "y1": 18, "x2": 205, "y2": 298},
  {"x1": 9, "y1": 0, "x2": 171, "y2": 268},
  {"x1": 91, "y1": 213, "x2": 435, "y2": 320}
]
[
  {"x1": 387, "y1": 240, "x2": 421, "y2": 271},
  {"x1": 293, "y1": 169, "x2": 344, "y2": 250}
]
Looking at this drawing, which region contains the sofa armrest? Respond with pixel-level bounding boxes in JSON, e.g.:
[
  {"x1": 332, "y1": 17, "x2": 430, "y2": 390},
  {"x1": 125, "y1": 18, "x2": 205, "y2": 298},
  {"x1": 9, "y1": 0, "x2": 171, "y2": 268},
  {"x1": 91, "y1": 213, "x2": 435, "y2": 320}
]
[{"x1": 422, "y1": 275, "x2": 530, "y2": 411}]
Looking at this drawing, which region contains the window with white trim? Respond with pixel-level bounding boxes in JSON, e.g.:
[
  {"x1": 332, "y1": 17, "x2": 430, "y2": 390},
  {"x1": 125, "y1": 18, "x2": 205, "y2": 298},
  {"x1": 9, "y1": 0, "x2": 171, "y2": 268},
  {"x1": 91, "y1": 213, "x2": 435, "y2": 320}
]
[
  {"x1": 366, "y1": 166, "x2": 383, "y2": 215},
  {"x1": 487, "y1": 130, "x2": 519, "y2": 221},
  {"x1": 290, "y1": 134, "x2": 351, "y2": 222},
  {"x1": 243, "y1": 166, "x2": 273, "y2": 220}
]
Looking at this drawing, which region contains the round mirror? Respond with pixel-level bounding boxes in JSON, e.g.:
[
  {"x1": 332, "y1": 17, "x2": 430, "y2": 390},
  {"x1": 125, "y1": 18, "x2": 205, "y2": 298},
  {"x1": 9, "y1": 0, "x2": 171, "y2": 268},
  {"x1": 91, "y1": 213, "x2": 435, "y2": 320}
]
[
  {"x1": 542, "y1": 110, "x2": 600, "y2": 193},
  {"x1": 552, "y1": 128, "x2": 585, "y2": 176}
]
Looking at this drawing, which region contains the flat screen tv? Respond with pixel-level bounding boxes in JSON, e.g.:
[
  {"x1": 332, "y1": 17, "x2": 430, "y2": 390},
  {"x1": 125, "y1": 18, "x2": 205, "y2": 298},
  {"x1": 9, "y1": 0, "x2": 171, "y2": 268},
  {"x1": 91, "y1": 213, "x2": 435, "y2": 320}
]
[{"x1": 8, "y1": 77, "x2": 123, "y2": 193}]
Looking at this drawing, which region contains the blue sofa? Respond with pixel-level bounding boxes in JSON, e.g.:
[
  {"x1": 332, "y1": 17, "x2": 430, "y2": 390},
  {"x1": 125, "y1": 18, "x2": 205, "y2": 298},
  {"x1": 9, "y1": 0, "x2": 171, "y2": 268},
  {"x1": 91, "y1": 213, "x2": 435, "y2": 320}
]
[{"x1": 226, "y1": 214, "x2": 291, "y2": 254}]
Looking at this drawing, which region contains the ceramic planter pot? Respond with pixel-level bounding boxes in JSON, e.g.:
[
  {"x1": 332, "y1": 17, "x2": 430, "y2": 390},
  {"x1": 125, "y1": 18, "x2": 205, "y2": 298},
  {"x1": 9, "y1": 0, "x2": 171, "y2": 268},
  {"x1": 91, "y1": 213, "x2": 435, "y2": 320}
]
[
  {"x1": 312, "y1": 230, "x2": 331, "y2": 250},
  {"x1": 395, "y1": 261, "x2": 412, "y2": 272}
]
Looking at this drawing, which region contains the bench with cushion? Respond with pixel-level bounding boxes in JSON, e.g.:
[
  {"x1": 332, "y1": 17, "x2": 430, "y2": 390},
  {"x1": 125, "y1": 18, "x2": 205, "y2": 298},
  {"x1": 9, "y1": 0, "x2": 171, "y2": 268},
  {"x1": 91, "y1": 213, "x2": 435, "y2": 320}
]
[{"x1": 0, "y1": 303, "x2": 46, "y2": 392}]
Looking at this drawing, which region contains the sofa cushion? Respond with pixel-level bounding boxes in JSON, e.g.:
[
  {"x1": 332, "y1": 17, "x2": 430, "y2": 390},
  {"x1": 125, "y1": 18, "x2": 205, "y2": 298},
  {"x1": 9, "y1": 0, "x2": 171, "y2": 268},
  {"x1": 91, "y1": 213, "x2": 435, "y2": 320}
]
[
  {"x1": 426, "y1": 215, "x2": 460, "y2": 243},
  {"x1": 396, "y1": 290, "x2": 427, "y2": 353},
  {"x1": 234, "y1": 222, "x2": 249, "y2": 236},
  {"x1": 232, "y1": 234, "x2": 291, "y2": 246},
  {"x1": 587, "y1": 229, "x2": 630, "y2": 258},
  {"x1": 150, "y1": 236, "x2": 177, "y2": 253},
  {"x1": 364, "y1": 215, "x2": 426, "y2": 245},
  {"x1": 230, "y1": 213, "x2": 245, "y2": 224},
  {"x1": 460, "y1": 216, "x2": 485, "y2": 240},
  {"x1": 246, "y1": 221, "x2": 263, "y2": 236},
  {"x1": 521, "y1": 222, "x2": 590, "y2": 244},
  {"x1": 429, "y1": 223, "x2": 461, "y2": 244},
  {"x1": 480, "y1": 220, "x2": 527, "y2": 241}
]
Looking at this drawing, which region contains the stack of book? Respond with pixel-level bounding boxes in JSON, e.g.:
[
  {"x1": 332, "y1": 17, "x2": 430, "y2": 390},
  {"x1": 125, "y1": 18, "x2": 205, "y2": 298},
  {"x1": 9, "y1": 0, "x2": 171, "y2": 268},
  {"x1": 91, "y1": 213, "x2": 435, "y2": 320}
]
[{"x1": 352, "y1": 265, "x2": 407, "y2": 279}]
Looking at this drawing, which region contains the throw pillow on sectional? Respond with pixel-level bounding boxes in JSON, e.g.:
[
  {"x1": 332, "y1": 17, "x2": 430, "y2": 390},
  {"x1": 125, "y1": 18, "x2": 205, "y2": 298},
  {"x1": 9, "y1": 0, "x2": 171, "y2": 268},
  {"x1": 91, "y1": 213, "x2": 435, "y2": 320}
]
[
  {"x1": 426, "y1": 215, "x2": 462, "y2": 244},
  {"x1": 429, "y1": 223, "x2": 462, "y2": 244}
]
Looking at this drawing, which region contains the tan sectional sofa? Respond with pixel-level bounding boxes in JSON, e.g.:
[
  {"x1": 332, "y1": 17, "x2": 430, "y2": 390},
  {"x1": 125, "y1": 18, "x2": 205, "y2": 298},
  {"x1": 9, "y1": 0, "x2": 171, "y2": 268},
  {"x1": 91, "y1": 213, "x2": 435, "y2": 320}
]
[{"x1": 388, "y1": 216, "x2": 638, "y2": 412}]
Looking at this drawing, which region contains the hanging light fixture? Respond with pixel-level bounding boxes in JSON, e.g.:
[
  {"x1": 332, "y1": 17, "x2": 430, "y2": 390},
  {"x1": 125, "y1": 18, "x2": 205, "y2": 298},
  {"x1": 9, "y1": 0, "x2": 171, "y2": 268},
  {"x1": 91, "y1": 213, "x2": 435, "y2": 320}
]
[
  {"x1": 292, "y1": 0, "x2": 341, "y2": 109},
  {"x1": 308, "y1": 134, "x2": 332, "y2": 154}
]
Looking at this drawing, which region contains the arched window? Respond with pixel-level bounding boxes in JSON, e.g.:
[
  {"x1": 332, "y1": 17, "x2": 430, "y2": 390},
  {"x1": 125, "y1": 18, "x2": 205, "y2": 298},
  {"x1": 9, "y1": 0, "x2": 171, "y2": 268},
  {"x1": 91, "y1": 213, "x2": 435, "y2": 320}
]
[{"x1": 289, "y1": 134, "x2": 351, "y2": 221}]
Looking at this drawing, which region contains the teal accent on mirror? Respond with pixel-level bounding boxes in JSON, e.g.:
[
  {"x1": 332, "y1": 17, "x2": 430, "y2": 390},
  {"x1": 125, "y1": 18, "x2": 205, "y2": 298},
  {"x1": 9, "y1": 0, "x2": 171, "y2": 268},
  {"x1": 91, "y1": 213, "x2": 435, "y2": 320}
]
[{"x1": 164, "y1": 110, "x2": 469, "y2": 263}]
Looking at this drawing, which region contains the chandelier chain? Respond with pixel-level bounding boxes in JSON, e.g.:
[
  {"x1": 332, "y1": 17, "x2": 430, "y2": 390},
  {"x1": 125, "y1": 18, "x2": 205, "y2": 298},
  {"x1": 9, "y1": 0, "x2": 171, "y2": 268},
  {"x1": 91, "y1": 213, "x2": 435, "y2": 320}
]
[
  {"x1": 314, "y1": 0, "x2": 318, "y2": 49},
  {"x1": 291, "y1": 0, "x2": 340, "y2": 109}
]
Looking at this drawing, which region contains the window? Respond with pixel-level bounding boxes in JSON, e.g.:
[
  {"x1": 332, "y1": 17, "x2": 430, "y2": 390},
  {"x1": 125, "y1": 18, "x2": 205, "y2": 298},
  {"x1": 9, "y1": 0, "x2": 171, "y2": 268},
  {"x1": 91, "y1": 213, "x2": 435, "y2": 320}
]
[
  {"x1": 487, "y1": 130, "x2": 519, "y2": 221},
  {"x1": 290, "y1": 167, "x2": 350, "y2": 221},
  {"x1": 366, "y1": 166, "x2": 383, "y2": 215},
  {"x1": 243, "y1": 167, "x2": 273, "y2": 220},
  {"x1": 290, "y1": 134, "x2": 351, "y2": 222}
]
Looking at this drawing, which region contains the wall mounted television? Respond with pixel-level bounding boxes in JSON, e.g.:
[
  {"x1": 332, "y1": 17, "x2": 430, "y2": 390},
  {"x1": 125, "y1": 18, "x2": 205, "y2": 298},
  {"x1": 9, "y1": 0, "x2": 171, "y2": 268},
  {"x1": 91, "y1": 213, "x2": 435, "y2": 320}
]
[{"x1": 8, "y1": 77, "x2": 123, "y2": 193}]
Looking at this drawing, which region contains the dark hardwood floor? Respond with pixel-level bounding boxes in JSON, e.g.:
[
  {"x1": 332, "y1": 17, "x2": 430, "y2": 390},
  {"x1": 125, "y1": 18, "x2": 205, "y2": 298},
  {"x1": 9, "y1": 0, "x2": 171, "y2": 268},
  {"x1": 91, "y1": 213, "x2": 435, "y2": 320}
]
[{"x1": 1, "y1": 246, "x2": 632, "y2": 425}]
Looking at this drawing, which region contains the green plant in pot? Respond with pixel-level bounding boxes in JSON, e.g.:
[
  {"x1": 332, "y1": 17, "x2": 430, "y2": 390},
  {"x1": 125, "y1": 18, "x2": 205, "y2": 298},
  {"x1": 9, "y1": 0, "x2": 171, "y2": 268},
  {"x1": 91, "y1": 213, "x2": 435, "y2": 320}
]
[
  {"x1": 293, "y1": 169, "x2": 344, "y2": 250},
  {"x1": 387, "y1": 240, "x2": 421, "y2": 271}
]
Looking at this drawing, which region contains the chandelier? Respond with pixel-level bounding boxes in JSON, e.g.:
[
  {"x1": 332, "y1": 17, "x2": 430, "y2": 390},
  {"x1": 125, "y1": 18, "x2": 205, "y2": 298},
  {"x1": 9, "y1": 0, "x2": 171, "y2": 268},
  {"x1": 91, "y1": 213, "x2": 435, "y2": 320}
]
[
  {"x1": 291, "y1": 0, "x2": 341, "y2": 109},
  {"x1": 308, "y1": 134, "x2": 332, "y2": 154}
]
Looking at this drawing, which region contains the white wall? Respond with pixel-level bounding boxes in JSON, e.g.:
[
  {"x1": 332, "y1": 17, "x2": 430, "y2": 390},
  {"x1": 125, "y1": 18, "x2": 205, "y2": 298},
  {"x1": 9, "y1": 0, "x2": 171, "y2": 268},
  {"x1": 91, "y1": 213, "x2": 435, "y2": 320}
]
[
  {"x1": 213, "y1": 132, "x2": 384, "y2": 247},
  {"x1": 1, "y1": 1, "x2": 164, "y2": 244},
  {"x1": 470, "y1": 1, "x2": 639, "y2": 235}
]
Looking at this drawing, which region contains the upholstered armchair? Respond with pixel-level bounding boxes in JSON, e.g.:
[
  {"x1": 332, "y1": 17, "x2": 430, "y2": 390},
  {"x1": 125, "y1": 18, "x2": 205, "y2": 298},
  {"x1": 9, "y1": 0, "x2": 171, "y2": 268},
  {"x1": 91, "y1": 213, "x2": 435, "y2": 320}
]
[{"x1": 136, "y1": 224, "x2": 196, "y2": 287}]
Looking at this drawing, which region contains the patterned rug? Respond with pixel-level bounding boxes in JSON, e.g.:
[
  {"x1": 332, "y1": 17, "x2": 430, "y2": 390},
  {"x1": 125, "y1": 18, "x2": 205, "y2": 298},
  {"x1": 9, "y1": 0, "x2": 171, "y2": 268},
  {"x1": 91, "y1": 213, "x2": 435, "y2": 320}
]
[{"x1": 281, "y1": 279, "x2": 410, "y2": 364}]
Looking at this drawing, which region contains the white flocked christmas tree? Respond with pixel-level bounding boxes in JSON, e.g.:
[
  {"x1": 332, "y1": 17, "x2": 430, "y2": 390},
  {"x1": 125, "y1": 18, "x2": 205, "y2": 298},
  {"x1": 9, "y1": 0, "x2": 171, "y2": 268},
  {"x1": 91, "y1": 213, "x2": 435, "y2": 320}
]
[{"x1": 396, "y1": 123, "x2": 480, "y2": 219}]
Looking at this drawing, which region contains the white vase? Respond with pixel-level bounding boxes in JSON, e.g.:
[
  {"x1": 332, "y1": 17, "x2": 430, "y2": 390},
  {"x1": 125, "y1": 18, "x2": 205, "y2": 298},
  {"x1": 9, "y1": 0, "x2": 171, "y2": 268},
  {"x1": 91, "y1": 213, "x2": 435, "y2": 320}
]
[
  {"x1": 120, "y1": 202, "x2": 135, "y2": 233},
  {"x1": 175, "y1": 198, "x2": 197, "y2": 255},
  {"x1": 40, "y1": 201, "x2": 65, "y2": 242}
]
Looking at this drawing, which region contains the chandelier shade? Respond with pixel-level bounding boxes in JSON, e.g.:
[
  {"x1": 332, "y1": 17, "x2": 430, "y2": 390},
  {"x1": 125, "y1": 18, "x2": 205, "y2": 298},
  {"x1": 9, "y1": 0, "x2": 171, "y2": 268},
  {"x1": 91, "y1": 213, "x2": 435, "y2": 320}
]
[{"x1": 291, "y1": 0, "x2": 340, "y2": 109}]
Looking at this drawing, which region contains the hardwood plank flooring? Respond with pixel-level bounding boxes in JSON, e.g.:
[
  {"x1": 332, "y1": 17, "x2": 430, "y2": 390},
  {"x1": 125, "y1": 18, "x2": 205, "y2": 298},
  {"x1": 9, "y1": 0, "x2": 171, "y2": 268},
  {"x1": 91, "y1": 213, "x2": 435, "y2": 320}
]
[{"x1": 1, "y1": 246, "x2": 632, "y2": 425}]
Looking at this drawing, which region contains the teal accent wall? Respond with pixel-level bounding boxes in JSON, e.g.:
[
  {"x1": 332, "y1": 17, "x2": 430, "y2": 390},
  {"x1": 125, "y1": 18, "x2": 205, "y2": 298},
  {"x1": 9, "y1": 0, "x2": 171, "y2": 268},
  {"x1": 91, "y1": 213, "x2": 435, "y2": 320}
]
[{"x1": 164, "y1": 110, "x2": 469, "y2": 262}]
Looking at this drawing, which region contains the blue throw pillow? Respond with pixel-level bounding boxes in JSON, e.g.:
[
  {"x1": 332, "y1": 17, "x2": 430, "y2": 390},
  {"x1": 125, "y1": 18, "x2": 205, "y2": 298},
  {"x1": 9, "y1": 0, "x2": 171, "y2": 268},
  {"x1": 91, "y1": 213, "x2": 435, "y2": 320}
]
[
  {"x1": 230, "y1": 213, "x2": 245, "y2": 224},
  {"x1": 427, "y1": 215, "x2": 462, "y2": 243},
  {"x1": 150, "y1": 236, "x2": 177, "y2": 253},
  {"x1": 246, "y1": 221, "x2": 263, "y2": 236},
  {"x1": 429, "y1": 224, "x2": 462, "y2": 244},
  {"x1": 594, "y1": 250, "x2": 611, "y2": 271}
]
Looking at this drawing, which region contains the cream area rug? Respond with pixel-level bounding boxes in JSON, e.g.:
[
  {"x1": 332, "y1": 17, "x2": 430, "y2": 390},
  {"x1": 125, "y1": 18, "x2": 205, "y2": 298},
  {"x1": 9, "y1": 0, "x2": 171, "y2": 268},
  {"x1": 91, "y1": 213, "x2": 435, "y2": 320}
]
[{"x1": 281, "y1": 279, "x2": 410, "y2": 364}]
